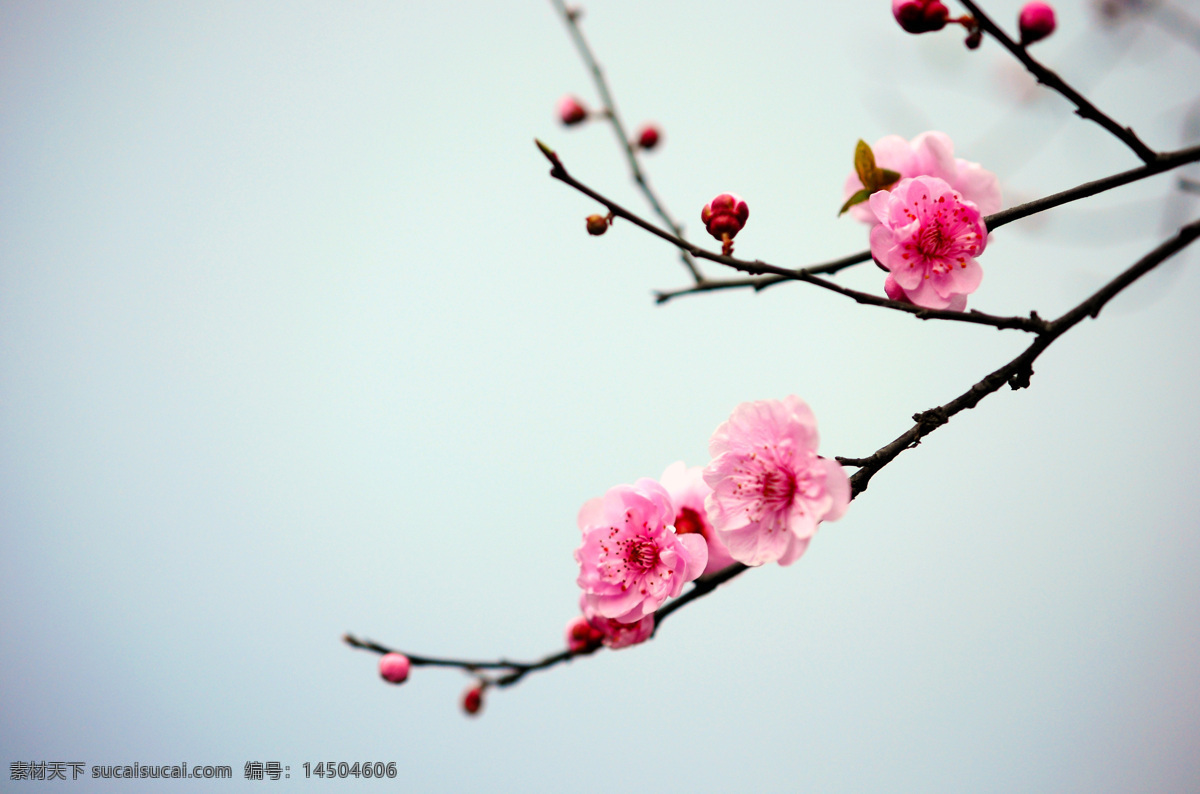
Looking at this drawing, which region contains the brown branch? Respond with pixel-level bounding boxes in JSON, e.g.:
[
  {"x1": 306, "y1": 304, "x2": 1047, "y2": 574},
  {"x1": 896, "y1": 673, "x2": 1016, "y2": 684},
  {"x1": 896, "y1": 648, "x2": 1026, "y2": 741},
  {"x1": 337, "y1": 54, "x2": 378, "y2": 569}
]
[
  {"x1": 548, "y1": 0, "x2": 705, "y2": 284},
  {"x1": 539, "y1": 140, "x2": 1200, "y2": 330},
  {"x1": 846, "y1": 217, "x2": 1200, "y2": 496},
  {"x1": 958, "y1": 0, "x2": 1158, "y2": 163}
]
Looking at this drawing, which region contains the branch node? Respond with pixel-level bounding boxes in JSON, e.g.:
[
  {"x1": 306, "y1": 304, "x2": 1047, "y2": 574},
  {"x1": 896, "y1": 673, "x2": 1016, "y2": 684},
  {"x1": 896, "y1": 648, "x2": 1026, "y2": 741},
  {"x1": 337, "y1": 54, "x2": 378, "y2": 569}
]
[{"x1": 1008, "y1": 367, "x2": 1034, "y2": 390}]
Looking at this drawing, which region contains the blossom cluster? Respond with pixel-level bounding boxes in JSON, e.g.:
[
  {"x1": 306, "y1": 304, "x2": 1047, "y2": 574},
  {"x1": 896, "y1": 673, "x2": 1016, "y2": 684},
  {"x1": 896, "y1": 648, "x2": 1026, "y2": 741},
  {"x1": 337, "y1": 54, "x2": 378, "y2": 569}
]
[
  {"x1": 569, "y1": 396, "x2": 850, "y2": 650},
  {"x1": 844, "y1": 132, "x2": 999, "y2": 311}
]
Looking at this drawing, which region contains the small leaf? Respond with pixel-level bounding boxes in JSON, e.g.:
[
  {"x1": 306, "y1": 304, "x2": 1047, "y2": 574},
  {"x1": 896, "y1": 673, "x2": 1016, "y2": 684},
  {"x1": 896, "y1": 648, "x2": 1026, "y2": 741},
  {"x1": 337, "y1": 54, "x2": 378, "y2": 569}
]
[
  {"x1": 853, "y1": 140, "x2": 877, "y2": 189},
  {"x1": 838, "y1": 187, "x2": 875, "y2": 216},
  {"x1": 877, "y1": 168, "x2": 901, "y2": 189}
]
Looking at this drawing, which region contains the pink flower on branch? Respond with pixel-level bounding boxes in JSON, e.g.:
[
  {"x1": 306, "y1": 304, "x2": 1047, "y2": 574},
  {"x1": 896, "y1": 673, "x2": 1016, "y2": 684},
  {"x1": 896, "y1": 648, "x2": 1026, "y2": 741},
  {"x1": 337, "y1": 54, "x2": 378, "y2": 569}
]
[
  {"x1": 843, "y1": 132, "x2": 1000, "y2": 225},
  {"x1": 659, "y1": 461, "x2": 736, "y2": 575},
  {"x1": 575, "y1": 479, "x2": 708, "y2": 624},
  {"x1": 869, "y1": 175, "x2": 988, "y2": 310},
  {"x1": 704, "y1": 397, "x2": 850, "y2": 567}
]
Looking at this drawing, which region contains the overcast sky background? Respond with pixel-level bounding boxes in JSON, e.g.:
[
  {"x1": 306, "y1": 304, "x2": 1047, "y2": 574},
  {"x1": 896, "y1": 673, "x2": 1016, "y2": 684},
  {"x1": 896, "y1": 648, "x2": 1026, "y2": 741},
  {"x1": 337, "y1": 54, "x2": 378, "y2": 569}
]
[{"x1": 2, "y1": 1, "x2": 1199, "y2": 791}]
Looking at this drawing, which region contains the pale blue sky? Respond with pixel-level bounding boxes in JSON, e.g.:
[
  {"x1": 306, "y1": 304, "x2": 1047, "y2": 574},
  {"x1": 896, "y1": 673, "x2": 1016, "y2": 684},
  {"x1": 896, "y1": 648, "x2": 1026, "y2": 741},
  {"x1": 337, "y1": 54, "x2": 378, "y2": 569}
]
[{"x1": 2, "y1": 1, "x2": 1198, "y2": 791}]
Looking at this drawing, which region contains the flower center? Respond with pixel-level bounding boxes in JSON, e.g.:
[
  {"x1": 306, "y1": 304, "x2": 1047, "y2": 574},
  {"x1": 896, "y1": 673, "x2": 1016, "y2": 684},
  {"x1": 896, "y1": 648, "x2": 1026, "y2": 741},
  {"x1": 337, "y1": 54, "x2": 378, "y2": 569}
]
[
  {"x1": 673, "y1": 507, "x2": 706, "y2": 538},
  {"x1": 761, "y1": 469, "x2": 797, "y2": 508},
  {"x1": 916, "y1": 221, "x2": 946, "y2": 256},
  {"x1": 629, "y1": 539, "x2": 660, "y2": 569}
]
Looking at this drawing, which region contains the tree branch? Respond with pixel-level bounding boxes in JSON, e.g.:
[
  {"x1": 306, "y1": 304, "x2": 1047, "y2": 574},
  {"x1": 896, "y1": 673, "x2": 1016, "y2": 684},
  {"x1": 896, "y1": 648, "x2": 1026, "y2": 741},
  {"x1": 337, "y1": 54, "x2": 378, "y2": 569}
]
[
  {"x1": 548, "y1": 0, "x2": 705, "y2": 283},
  {"x1": 958, "y1": 0, "x2": 1158, "y2": 163},
  {"x1": 845, "y1": 217, "x2": 1200, "y2": 496}
]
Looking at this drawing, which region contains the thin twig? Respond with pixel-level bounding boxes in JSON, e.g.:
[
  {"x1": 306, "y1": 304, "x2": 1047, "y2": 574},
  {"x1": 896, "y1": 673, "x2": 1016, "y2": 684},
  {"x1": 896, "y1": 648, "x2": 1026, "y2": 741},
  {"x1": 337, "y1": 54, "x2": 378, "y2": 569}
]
[
  {"x1": 958, "y1": 0, "x2": 1158, "y2": 163},
  {"x1": 548, "y1": 0, "x2": 705, "y2": 284},
  {"x1": 540, "y1": 140, "x2": 1200, "y2": 329}
]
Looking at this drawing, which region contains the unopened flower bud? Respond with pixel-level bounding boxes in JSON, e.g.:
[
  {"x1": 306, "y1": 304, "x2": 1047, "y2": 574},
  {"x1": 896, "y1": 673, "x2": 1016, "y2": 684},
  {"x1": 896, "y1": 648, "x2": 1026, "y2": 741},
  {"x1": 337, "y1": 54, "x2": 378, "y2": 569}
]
[
  {"x1": 892, "y1": 0, "x2": 950, "y2": 33},
  {"x1": 635, "y1": 124, "x2": 661, "y2": 150},
  {"x1": 586, "y1": 214, "x2": 609, "y2": 236},
  {"x1": 964, "y1": 27, "x2": 983, "y2": 48},
  {"x1": 462, "y1": 685, "x2": 485, "y2": 716},
  {"x1": 1019, "y1": 2, "x2": 1056, "y2": 44},
  {"x1": 701, "y1": 193, "x2": 749, "y2": 241},
  {"x1": 558, "y1": 95, "x2": 588, "y2": 126},
  {"x1": 378, "y1": 653, "x2": 411, "y2": 684},
  {"x1": 565, "y1": 616, "x2": 604, "y2": 653}
]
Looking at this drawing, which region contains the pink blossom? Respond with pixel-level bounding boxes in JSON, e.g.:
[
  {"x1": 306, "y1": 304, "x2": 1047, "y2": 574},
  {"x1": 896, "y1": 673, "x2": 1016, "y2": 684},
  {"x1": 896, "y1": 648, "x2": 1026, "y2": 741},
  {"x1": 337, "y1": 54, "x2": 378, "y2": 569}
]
[
  {"x1": 575, "y1": 479, "x2": 708, "y2": 623},
  {"x1": 658, "y1": 461, "x2": 737, "y2": 575},
  {"x1": 843, "y1": 132, "x2": 1000, "y2": 225},
  {"x1": 704, "y1": 396, "x2": 850, "y2": 567},
  {"x1": 869, "y1": 175, "x2": 987, "y2": 310},
  {"x1": 885, "y1": 271, "x2": 967, "y2": 312}
]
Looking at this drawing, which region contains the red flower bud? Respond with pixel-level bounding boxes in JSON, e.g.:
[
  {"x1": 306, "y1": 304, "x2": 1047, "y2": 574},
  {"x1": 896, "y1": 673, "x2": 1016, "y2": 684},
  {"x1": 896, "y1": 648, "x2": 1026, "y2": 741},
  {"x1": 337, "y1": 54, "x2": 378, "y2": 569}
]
[
  {"x1": 565, "y1": 616, "x2": 604, "y2": 653},
  {"x1": 462, "y1": 685, "x2": 485, "y2": 716},
  {"x1": 892, "y1": 0, "x2": 950, "y2": 33},
  {"x1": 558, "y1": 95, "x2": 588, "y2": 126},
  {"x1": 378, "y1": 653, "x2": 411, "y2": 685},
  {"x1": 1019, "y1": 2, "x2": 1056, "y2": 44},
  {"x1": 585, "y1": 214, "x2": 609, "y2": 236},
  {"x1": 701, "y1": 193, "x2": 749, "y2": 241},
  {"x1": 635, "y1": 124, "x2": 661, "y2": 150}
]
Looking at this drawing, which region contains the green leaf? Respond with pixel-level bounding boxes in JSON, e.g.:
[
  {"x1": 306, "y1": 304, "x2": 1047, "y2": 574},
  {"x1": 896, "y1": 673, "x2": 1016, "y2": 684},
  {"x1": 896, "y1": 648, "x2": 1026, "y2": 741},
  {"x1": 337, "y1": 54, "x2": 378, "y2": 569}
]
[
  {"x1": 838, "y1": 187, "x2": 875, "y2": 216},
  {"x1": 853, "y1": 140, "x2": 876, "y2": 189},
  {"x1": 877, "y1": 168, "x2": 901, "y2": 189}
]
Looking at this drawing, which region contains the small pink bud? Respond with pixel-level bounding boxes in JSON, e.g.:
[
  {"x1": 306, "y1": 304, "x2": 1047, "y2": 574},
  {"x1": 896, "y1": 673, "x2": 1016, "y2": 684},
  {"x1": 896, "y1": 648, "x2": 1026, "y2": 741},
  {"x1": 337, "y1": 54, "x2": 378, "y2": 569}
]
[
  {"x1": 586, "y1": 214, "x2": 609, "y2": 236},
  {"x1": 558, "y1": 95, "x2": 588, "y2": 126},
  {"x1": 701, "y1": 193, "x2": 749, "y2": 241},
  {"x1": 462, "y1": 685, "x2": 485, "y2": 716},
  {"x1": 635, "y1": 124, "x2": 661, "y2": 150},
  {"x1": 378, "y1": 653, "x2": 411, "y2": 684},
  {"x1": 1019, "y1": 2, "x2": 1056, "y2": 44},
  {"x1": 892, "y1": 0, "x2": 950, "y2": 33},
  {"x1": 565, "y1": 616, "x2": 604, "y2": 653}
]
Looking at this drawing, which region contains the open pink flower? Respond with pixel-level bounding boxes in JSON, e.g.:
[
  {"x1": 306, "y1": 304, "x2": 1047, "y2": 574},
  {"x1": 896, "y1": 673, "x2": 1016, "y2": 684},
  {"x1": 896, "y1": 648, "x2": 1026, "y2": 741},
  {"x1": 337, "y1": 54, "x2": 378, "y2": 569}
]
[
  {"x1": 844, "y1": 131, "x2": 1000, "y2": 225},
  {"x1": 659, "y1": 461, "x2": 736, "y2": 575},
  {"x1": 575, "y1": 479, "x2": 708, "y2": 623},
  {"x1": 870, "y1": 175, "x2": 987, "y2": 310},
  {"x1": 704, "y1": 396, "x2": 850, "y2": 567}
]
